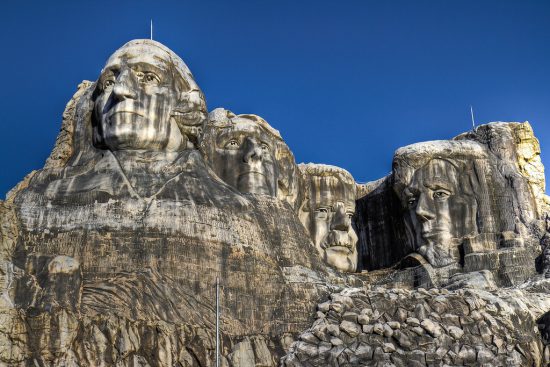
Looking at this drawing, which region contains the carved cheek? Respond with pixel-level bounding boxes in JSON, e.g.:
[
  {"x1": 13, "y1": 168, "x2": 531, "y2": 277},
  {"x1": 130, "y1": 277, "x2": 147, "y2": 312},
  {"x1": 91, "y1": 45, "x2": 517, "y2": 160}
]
[
  {"x1": 434, "y1": 200, "x2": 452, "y2": 227},
  {"x1": 404, "y1": 209, "x2": 423, "y2": 247},
  {"x1": 313, "y1": 218, "x2": 330, "y2": 247},
  {"x1": 139, "y1": 93, "x2": 154, "y2": 122},
  {"x1": 217, "y1": 149, "x2": 241, "y2": 185},
  {"x1": 95, "y1": 94, "x2": 110, "y2": 123},
  {"x1": 448, "y1": 196, "x2": 477, "y2": 237},
  {"x1": 156, "y1": 89, "x2": 176, "y2": 120},
  {"x1": 140, "y1": 87, "x2": 172, "y2": 129},
  {"x1": 263, "y1": 160, "x2": 277, "y2": 185}
]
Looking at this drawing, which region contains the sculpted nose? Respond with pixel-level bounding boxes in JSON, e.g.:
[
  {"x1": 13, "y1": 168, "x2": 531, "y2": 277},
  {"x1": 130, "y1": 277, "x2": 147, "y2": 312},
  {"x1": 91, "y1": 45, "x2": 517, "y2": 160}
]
[
  {"x1": 243, "y1": 138, "x2": 263, "y2": 163},
  {"x1": 330, "y1": 203, "x2": 350, "y2": 231},
  {"x1": 415, "y1": 194, "x2": 435, "y2": 222},
  {"x1": 113, "y1": 70, "x2": 137, "y2": 101}
]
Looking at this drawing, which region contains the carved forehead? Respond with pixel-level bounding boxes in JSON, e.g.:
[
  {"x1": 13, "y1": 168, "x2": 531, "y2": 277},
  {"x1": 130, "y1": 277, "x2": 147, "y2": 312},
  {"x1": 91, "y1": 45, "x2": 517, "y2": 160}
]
[
  {"x1": 104, "y1": 45, "x2": 172, "y2": 72},
  {"x1": 299, "y1": 164, "x2": 355, "y2": 186},
  {"x1": 308, "y1": 174, "x2": 353, "y2": 188},
  {"x1": 299, "y1": 164, "x2": 356, "y2": 206},
  {"x1": 392, "y1": 140, "x2": 486, "y2": 195},
  {"x1": 410, "y1": 159, "x2": 459, "y2": 189},
  {"x1": 306, "y1": 176, "x2": 356, "y2": 209},
  {"x1": 216, "y1": 119, "x2": 278, "y2": 142},
  {"x1": 100, "y1": 39, "x2": 201, "y2": 93}
]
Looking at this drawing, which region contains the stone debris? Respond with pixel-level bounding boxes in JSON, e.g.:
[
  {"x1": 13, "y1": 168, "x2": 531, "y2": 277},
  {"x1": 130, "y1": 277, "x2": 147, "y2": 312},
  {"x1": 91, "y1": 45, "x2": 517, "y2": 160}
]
[{"x1": 282, "y1": 287, "x2": 547, "y2": 366}]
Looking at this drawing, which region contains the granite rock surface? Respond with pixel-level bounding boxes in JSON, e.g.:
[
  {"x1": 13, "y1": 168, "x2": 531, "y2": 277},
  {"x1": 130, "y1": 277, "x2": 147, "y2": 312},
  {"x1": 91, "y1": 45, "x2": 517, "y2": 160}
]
[{"x1": 1, "y1": 38, "x2": 550, "y2": 367}]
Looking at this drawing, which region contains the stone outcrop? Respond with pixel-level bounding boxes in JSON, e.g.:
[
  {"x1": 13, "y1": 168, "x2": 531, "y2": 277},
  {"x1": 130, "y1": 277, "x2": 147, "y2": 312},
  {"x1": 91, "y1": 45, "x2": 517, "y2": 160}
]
[
  {"x1": 297, "y1": 164, "x2": 359, "y2": 273},
  {"x1": 1, "y1": 38, "x2": 550, "y2": 366},
  {"x1": 283, "y1": 283, "x2": 550, "y2": 366},
  {"x1": 356, "y1": 122, "x2": 546, "y2": 286},
  {"x1": 0, "y1": 39, "x2": 351, "y2": 366}
]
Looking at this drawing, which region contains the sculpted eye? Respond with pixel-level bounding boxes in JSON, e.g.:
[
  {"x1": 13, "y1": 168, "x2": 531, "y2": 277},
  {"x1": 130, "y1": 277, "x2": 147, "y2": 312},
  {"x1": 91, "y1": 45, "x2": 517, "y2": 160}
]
[
  {"x1": 144, "y1": 73, "x2": 159, "y2": 83},
  {"x1": 225, "y1": 140, "x2": 239, "y2": 149},
  {"x1": 407, "y1": 197, "x2": 416, "y2": 207},
  {"x1": 346, "y1": 212, "x2": 354, "y2": 219},
  {"x1": 137, "y1": 71, "x2": 160, "y2": 84},
  {"x1": 315, "y1": 207, "x2": 329, "y2": 219},
  {"x1": 260, "y1": 142, "x2": 270, "y2": 151},
  {"x1": 433, "y1": 190, "x2": 450, "y2": 200},
  {"x1": 103, "y1": 79, "x2": 115, "y2": 90}
]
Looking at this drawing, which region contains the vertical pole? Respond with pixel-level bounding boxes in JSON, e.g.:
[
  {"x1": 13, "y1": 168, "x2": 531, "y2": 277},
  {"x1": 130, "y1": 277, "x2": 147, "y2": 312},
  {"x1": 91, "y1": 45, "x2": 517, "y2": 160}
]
[
  {"x1": 470, "y1": 105, "x2": 475, "y2": 130},
  {"x1": 216, "y1": 276, "x2": 220, "y2": 367},
  {"x1": 150, "y1": 20, "x2": 153, "y2": 40}
]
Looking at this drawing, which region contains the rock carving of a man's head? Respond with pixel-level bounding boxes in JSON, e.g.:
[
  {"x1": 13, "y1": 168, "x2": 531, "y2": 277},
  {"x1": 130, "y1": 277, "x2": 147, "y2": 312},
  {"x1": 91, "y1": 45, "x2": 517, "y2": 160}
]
[
  {"x1": 393, "y1": 141, "x2": 484, "y2": 267},
  {"x1": 203, "y1": 109, "x2": 297, "y2": 199},
  {"x1": 92, "y1": 39, "x2": 207, "y2": 152},
  {"x1": 298, "y1": 164, "x2": 358, "y2": 272}
]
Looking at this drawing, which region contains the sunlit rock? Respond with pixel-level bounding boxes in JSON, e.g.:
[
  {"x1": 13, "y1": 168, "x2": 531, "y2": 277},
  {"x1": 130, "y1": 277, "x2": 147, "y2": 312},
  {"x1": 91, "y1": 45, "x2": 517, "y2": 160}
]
[
  {"x1": 298, "y1": 164, "x2": 359, "y2": 272},
  {"x1": 2, "y1": 38, "x2": 550, "y2": 367}
]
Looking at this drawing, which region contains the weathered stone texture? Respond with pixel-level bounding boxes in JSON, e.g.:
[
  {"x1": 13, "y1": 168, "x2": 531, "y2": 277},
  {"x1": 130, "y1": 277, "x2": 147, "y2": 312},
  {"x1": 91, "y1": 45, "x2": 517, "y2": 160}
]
[
  {"x1": 283, "y1": 285, "x2": 550, "y2": 366},
  {"x1": 2, "y1": 38, "x2": 550, "y2": 367},
  {"x1": 1, "y1": 39, "x2": 360, "y2": 367},
  {"x1": 358, "y1": 122, "x2": 546, "y2": 285}
]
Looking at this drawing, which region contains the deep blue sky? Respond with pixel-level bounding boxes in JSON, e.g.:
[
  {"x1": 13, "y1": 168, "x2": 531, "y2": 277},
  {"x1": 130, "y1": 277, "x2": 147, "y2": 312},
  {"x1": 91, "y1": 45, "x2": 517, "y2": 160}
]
[{"x1": 2, "y1": 0, "x2": 550, "y2": 197}]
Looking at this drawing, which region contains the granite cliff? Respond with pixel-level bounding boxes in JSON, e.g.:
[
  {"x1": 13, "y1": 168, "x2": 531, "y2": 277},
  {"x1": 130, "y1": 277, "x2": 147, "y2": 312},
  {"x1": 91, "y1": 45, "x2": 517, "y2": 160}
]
[{"x1": 1, "y1": 39, "x2": 550, "y2": 367}]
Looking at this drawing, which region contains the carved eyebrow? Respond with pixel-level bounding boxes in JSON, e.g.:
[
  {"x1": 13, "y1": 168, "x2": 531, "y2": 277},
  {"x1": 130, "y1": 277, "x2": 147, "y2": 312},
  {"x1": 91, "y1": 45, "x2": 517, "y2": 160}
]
[
  {"x1": 216, "y1": 131, "x2": 245, "y2": 145},
  {"x1": 97, "y1": 69, "x2": 116, "y2": 87},
  {"x1": 259, "y1": 140, "x2": 272, "y2": 148},
  {"x1": 403, "y1": 187, "x2": 419, "y2": 196},
  {"x1": 129, "y1": 62, "x2": 167, "y2": 73},
  {"x1": 423, "y1": 179, "x2": 453, "y2": 192},
  {"x1": 216, "y1": 129, "x2": 263, "y2": 143},
  {"x1": 100, "y1": 67, "x2": 118, "y2": 76}
]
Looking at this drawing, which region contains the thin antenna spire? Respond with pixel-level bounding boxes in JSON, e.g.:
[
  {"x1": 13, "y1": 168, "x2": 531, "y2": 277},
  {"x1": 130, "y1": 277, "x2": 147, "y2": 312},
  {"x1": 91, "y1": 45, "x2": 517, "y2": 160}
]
[
  {"x1": 150, "y1": 19, "x2": 153, "y2": 40},
  {"x1": 470, "y1": 105, "x2": 476, "y2": 130}
]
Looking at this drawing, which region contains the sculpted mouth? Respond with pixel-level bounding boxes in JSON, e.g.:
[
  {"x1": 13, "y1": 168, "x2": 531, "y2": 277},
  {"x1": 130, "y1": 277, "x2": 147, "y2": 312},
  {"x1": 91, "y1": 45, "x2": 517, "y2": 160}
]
[
  {"x1": 324, "y1": 245, "x2": 353, "y2": 254},
  {"x1": 325, "y1": 242, "x2": 352, "y2": 249},
  {"x1": 106, "y1": 111, "x2": 145, "y2": 125},
  {"x1": 321, "y1": 232, "x2": 353, "y2": 250}
]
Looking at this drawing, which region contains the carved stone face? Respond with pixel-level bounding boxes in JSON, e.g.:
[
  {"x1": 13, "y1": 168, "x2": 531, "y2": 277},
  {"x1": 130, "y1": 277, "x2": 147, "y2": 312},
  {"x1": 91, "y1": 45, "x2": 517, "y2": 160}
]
[
  {"x1": 403, "y1": 159, "x2": 462, "y2": 266},
  {"x1": 94, "y1": 43, "x2": 184, "y2": 151},
  {"x1": 211, "y1": 119, "x2": 278, "y2": 196},
  {"x1": 300, "y1": 173, "x2": 358, "y2": 272}
]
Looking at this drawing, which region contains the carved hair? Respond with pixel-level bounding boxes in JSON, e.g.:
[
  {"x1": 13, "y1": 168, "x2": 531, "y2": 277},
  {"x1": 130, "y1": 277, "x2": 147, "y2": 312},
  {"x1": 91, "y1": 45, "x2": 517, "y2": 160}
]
[
  {"x1": 298, "y1": 163, "x2": 355, "y2": 187},
  {"x1": 297, "y1": 163, "x2": 356, "y2": 205},
  {"x1": 205, "y1": 109, "x2": 283, "y2": 140},
  {"x1": 392, "y1": 140, "x2": 488, "y2": 198}
]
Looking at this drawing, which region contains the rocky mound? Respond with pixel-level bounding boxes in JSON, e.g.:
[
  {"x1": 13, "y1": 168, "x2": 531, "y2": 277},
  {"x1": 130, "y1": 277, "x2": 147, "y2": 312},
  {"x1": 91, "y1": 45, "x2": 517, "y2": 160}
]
[{"x1": 283, "y1": 284, "x2": 550, "y2": 366}]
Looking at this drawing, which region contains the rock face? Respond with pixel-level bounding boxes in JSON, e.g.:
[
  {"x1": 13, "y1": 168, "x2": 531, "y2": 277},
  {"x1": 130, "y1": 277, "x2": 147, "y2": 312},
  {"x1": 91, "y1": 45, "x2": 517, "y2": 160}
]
[
  {"x1": 1, "y1": 39, "x2": 348, "y2": 366},
  {"x1": 356, "y1": 122, "x2": 547, "y2": 286},
  {"x1": 1, "y1": 38, "x2": 550, "y2": 367},
  {"x1": 297, "y1": 164, "x2": 359, "y2": 273}
]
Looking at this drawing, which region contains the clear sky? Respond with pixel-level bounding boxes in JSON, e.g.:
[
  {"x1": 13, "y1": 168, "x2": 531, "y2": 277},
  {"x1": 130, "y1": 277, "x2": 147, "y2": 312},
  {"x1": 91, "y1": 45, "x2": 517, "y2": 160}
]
[{"x1": 1, "y1": 0, "x2": 549, "y2": 197}]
